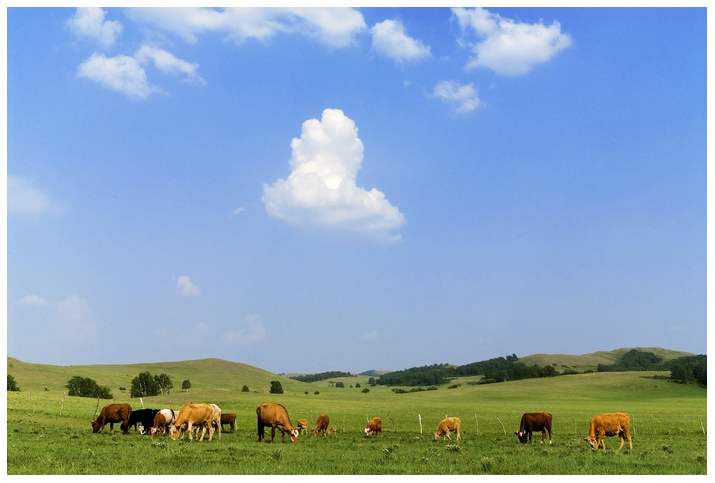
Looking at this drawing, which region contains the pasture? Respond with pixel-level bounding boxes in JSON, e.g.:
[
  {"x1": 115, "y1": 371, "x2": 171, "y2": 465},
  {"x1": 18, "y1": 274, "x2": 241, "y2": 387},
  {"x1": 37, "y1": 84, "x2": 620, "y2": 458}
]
[{"x1": 6, "y1": 361, "x2": 707, "y2": 475}]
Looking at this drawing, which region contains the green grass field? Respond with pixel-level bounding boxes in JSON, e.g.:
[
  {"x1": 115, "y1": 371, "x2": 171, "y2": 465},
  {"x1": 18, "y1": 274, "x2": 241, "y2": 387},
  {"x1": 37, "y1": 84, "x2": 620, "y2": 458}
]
[{"x1": 6, "y1": 357, "x2": 707, "y2": 475}]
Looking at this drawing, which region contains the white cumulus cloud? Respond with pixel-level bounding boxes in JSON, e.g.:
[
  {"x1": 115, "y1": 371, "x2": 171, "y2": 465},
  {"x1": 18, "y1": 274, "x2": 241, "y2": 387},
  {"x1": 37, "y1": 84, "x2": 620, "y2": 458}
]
[
  {"x1": 370, "y1": 19, "x2": 430, "y2": 62},
  {"x1": 262, "y1": 109, "x2": 405, "y2": 242},
  {"x1": 452, "y1": 7, "x2": 572, "y2": 76},
  {"x1": 176, "y1": 276, "x2": 201, "y2": 297},
  {"x1": 433, "y1": 80, "x2": 481, "y2": 113},
  {"x1": 67, "y1": 7, "x2": 123, "y2": 48},
  {"x1": 127, "y1": 7, "x2": 366, "y2": 48},
  {"x1": 224, "y1": 314, "x2": 266, "y2": 345}
]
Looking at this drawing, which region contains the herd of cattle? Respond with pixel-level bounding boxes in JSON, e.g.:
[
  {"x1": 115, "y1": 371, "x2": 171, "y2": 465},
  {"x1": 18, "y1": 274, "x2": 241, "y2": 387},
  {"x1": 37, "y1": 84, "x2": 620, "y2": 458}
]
[{"x1": 90, "y1": 403, "x2": 633, "y2": 450}]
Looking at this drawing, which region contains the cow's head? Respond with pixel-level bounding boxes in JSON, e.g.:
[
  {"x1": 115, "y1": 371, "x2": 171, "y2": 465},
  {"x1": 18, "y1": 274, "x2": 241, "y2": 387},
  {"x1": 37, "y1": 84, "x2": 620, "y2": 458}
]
[
  {"x1": 169, "y1": 425, "x2": 182, "y2": 440},
  {"x1": 515, "y1": 430, "x2": 528, "y2": 443},
  {"x1": 90, "y1": 420, "x2": 101, "y2": 433},
  {"x1": 583, "y1": 437, "x2": 598, "y2": 449}
]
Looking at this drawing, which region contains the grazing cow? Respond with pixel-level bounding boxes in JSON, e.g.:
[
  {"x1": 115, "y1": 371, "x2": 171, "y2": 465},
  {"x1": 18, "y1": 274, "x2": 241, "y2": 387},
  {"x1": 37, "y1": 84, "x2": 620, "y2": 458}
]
[
  {"x1": 327, "y1": 426, "x2": 337, "y2": 435},
  {"x1": 515, "y1": 412, "x2": 553, "y2": 444},
  {"x1": 584, "y1": 413, "x2": 632, "y2": 450},
  {"x1": 221, "y1": 413, "x2": 236, "y2": 433},
  {"x1": 150, "y1": 409, "x2": 178, "y2": 437},
  {"x1": 364, "y1": 417, "x2": 382, "y2": 437},
  {"x1": 127, "y1": 408, "x2": 160, "y2": 434},
  {"x1": 256, "y1": 402, "x2": 299, "y2": 443},
  {"x1": 297, "y1": 419, "x2": 309, "y2": 435},
  {"x1": 91, "y1": 403, "x2": 131, "y2": 435},
  {"x1": 434, "y1": 417, "x2": 462, "y2": 441},
  {"x1": 313, "y1": 414, "x2": 330, "y2": 437},
  {"x1": 169, "y1": 403, "x2": 221, "y2": 441}
]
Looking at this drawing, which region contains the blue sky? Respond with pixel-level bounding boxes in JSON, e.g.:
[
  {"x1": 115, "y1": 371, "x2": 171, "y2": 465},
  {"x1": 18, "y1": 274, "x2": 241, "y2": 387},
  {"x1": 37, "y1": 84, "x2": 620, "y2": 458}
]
[{"x1": 6, "y1": 7, "x2": 707, "y2": 374}]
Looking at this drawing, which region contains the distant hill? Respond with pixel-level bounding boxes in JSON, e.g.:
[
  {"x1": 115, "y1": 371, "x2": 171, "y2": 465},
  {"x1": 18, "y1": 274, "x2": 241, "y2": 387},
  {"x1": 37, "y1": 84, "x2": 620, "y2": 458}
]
[
  {"x1": 5, "y1": 356, "x2": 308, "y2": 395},
  {"x1": 518, "y1": 347, "x2": 697, "y2": 371}
]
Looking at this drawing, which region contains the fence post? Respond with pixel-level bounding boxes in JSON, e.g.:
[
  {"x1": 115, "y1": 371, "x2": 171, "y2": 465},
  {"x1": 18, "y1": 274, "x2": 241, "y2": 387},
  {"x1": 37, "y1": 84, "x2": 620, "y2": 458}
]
[{"x1": 496, "y1": 417, "x2": 506, "y2": 435}]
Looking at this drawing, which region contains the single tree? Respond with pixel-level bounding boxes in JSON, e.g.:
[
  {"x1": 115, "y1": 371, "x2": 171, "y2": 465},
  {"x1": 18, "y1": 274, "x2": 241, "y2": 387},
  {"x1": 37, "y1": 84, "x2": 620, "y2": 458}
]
[
  {"x1": 269, "y1": 380, "x2": 284, "y2": 394},
  {"x1": 7, "y1": 374, "x2": 20, "y2": 392}
]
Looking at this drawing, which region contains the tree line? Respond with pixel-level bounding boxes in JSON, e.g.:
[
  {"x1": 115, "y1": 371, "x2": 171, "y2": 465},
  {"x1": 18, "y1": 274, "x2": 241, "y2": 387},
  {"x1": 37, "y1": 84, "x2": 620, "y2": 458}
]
[
  {"x1": 596, "y1": 349, "x2": 707, "y2": 386},
  {"x1": 289, "y1": 371, "x2": 352, "y2": 383}
]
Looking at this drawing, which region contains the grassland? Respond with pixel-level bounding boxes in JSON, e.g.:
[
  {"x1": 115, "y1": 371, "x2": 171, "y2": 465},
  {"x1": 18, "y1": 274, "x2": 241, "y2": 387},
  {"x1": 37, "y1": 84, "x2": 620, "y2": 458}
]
[{"x1": 6, "y1": 356, "x2": 707, "y2": 475}]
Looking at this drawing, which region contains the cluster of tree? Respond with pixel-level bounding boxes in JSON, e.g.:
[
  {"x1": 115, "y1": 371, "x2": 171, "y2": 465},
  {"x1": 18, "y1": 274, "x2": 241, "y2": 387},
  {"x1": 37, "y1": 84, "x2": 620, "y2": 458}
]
[
  {"x1": 479, "y1": 364, "x2": 557, "y2": 384},
  {"x1": 376, "y1": 363, "x2": 451, "y2": 386},
  {"x1": 66, "y1": 376, "x2": 113, "y2": 399},
  {"x1": 597, "y1": 349, "x2": 666, "y2": 372},
  {"x1": 289, "y1": 371, "x2": 352, "y2": 383},
  {"x1": 7, "y1": 374, "x2": 20, "y2": 392},
  {"x1": 668, "y1": 355, "x2": 706, "y2": 387},
  {"x1": 130, "y1": 372, "x2": 173, "y2": 398}
]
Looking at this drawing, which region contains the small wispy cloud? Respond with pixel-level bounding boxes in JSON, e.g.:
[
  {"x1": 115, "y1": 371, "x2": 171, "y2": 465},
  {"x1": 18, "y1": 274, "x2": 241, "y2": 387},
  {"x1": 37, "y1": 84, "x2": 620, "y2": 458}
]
[
  {"x1": 433, "y1": 80, "x2": 481, "y2": 113},
  {"x1": 8, "y1": 175, "x2": 60, "y2": 220},
  {"x1": 452, "y1": 7, "x2": 572, "y2": 76},
  {"x1": 370, "y1": 19, "x2": 430, "y2": 63},
  {"x1": 363, "y1": 331, "x2": 379, "y2": 340},
  {"x1": 176, "y1": 276, "x2": 201, "y2": 297},
  {"x1": 224, "y1": 314, "x2": 266, "y2": 345},
  {"x1": 77, "y1": 53, "x2": 164, "y2": 100},
  {"x1": 67, "y1": 7, "x2": 123, "y2": 48},
  {"x1": 18, "y1": 295, "x2": 46, "y2": 308},
  {"x1": 135, "y1": 45, "x2": 205, "y2": 85}
]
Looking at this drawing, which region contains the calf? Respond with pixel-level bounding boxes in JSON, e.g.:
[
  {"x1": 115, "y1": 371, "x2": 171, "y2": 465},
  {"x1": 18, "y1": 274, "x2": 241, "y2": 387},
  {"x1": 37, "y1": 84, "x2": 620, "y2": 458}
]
[
  {"x1": 150, "y1": 409, "x2": 178, "y2": 437},
  {"x1": 515, "y1": 412, "x2": 553, "y2": 444},
  {"x1": 313, "y1": 414, "x2": 330, "y2": 437},
  {"x1": 584, "y1": 413, "x2": 632, "y2": 450},
  {"x1": 297, "y1": 419, "x2": 309, "y2": 435},
  {"x1": 364, "y1": 417, "x2": 382, "y2": 437},
  {"x1": 434, "y1": 417, "x2": 461, "y2": 441},
  {"x1": 91, "y1": 403, "x2": 131, "y2": 435},
  {"x1": 221, "y1": 413, "x2": 236, "y2": 433}
]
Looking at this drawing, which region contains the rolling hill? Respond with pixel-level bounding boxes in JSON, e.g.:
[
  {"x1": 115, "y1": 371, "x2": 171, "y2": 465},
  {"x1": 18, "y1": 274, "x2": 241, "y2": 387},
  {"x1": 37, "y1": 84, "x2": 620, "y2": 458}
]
[{"x1": 7, "y1": 347, "x2": 697, "y2": 395}]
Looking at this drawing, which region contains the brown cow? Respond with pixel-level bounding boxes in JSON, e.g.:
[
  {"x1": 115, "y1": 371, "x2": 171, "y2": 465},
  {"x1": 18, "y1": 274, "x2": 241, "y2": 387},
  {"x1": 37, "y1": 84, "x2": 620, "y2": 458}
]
[
  {"x1": 515, "y1": 412, "x2": 553, "y2": 444},
  {"x1": 364, "y1": 417, "x2": 382, "y2": 437},
  {"x1": 221, "y1": 413, "x2": 236, "y2": 433},
  {"x1": 297, "y1": 419, "x2": 309, "y2": 435},
  {"x1": 434, "y1": 417, "x2": 461, "y2": 441},
  {"x1": 313, "y1": 414, "x2": 330, "y2": 437},
  {"x1": 169, "y1": 403, "x2": 221, "y2": 441},
  {"x1": 91, "y1": 403, "x2": 131, "y2": 435},
  {"x1": 584, "y1": 413, "x2": 632, "y2": 450},
  {"x1": 256, "y1": 402, "x2": 299, "y2": 443},
  {"x1": 327, "y1": 426, "x2": 337, "y2": 435}
]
